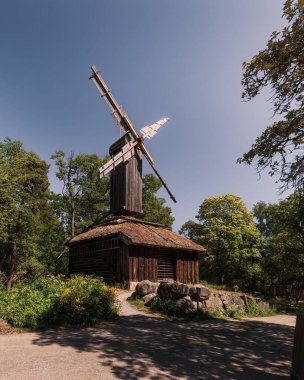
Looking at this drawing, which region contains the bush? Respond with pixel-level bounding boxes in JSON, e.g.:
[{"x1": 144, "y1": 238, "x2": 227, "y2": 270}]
[
  {"x1": 52, "y1": 276, "x2": 117, "y2": 326},
  {"x1": 150, "y1": 297, "x2": 186, "y2": 318},
  {"x1": 0, "y1": 275, "x2": 118, "y2": 328}
]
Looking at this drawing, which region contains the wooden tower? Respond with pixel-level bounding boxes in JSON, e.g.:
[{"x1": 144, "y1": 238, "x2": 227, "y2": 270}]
[{"x1": 109, "y1": 134, "x2": 142, "y2": 215}]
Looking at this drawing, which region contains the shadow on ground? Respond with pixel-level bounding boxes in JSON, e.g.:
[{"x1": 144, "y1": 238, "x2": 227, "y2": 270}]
[{"x1": 32, "y1": 315, "x2": 294, "y2": 379}]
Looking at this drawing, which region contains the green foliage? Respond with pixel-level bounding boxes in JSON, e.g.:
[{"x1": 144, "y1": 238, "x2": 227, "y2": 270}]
[
  {"x1": 180, "y1": 195, "x2": 262, "y2": 290},
  {"x1": 0, "y1": 276, "x2": 63, "y2": 327},
  {"x1": 150, "y1": 297, "x2": 185, "y2": 318},
  {"x1": 140, "y1": 174, "x2": 174, "y2": 228},
  {"x1": 0, "y1": 139, "x2": 66, "y2": 289},
  {"x1": 51, "y1": 151, "x2": 110, "y2": 237},
  {"x1": 53, "y1": 275, "x2": 117, "y2": 325},
  {"x1": 200, "y1": 280, "x2": 231, "y2": 292},
  {"x1": 51, "y1": 151, "x2": 174, "y2": 233},
  {"x1": 253, "y1": 190, "x2": 304, "y2": 300},
  {"x1": 269, "y1": 298, "x2": 304, "y2": 314},
  {"x1": 238, "y1": 0, "x2": 304, "y2": 190},
  {"x1": 0, "y1": 275, "x2": 118, "y2": 328}
]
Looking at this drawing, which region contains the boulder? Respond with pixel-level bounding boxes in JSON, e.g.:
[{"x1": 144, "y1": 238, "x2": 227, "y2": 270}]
[
  {"x1": 157, "y1": 281, "x2": 189, "y2": 300},
  {"x1": 127, "y1": 291, "x2": 137, "y2": 300},
  {"x1": 135, "y1": 280, "x2": 157, "y2": 297},
  {"x1": 189, "y1": 284, "x2": 211, "y2": 301},
  {"x1": 143, "y1": 293, "x2": 157, "y2": 306},
  {"x1": 204, "y1": 294, "x2": 224, "y2": 312},
  {"x1": 176, "y1": 296, "x2": 196, "y2": 314},
  {"x1": 219, "y1": 292, "x2": 245, "y2": 311}
]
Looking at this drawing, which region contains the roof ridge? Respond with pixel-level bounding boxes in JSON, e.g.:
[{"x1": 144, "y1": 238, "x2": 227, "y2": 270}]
[{"x1": 94, "y1": 215, "x2": 166, "y2": 228}]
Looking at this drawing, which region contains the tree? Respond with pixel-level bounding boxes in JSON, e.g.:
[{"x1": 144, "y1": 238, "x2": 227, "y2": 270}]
[
  {"x1": 0, "y1": 139, "x2": 65, "y2": 290},
  {"x1": 51, "y1": 151, "x2": 110, "y2": 237},
  {"x1": 180, "y1": 195, "x2": 261, "y2": 290},
  {"x1": 140, "y1": 174, "x2": 174, "y2": 228},
  {"x1": 238, "y1": 0, "x2": 304, "y2": 190},
  {"x1": 253, "y1": 191, "x2": 304, "y2": 300}
]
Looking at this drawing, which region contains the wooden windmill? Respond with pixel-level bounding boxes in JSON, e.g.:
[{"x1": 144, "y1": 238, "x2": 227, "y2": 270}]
[{"x1": 90, "y1": 66, "x2": 176, "y2": 216}]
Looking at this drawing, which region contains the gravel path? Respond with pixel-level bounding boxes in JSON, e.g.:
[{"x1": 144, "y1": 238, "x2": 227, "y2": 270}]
[
  {"x1": 0, "y1": 292, "x2": 296, "y2": 380},
  {"x1": 116, "y1": 292, "x2": 147, "y2": 316}
]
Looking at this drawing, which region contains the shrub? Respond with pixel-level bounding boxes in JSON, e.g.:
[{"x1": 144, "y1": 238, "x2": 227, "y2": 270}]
[
  {"x1": 0, "y1": 275, "x2": 118, "y2": 328},
  {"x1": 52, "y1": 276, "x2": 117, "y2": 326},
  {"x1": 150, "y1": 297, "x2": 186, "y2": 318}
]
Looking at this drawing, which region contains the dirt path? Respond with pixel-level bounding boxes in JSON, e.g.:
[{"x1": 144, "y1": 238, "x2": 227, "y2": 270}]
[
  {"x1": 0, "y1": 293, "x2": 296, "y2": 380},
  {"x1": 116, "y1": 292, "x2": 148, "y2": 316}
]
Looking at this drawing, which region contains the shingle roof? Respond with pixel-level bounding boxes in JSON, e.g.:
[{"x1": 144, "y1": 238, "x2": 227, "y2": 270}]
[{"x1": 68, "y1": 216, "x2": 204, "y2": 252}]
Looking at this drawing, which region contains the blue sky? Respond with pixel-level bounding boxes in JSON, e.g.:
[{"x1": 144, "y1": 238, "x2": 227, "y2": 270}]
[{"x1": 0, "y1": 0, "x2": 287, "y2": 230}]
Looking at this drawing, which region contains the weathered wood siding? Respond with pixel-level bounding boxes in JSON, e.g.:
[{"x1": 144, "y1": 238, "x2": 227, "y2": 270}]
[
  {"x1": 124, "y1": 150, "x2": 142, "y2": 213},
  {"x1": 157, "y1": 250, "x2": 175, "y2": 280},
  {"x1": 115, "y1": 246, "x2": 129, "y2": 283},
  {"x1": 69, "y1": 238, "x2": 127, "y2": 284},
  {"x1": 129, "y1": 247, "x2": 199, "y2": 284},
  {"x1": 110, "y1": 134, "x2": 142, "y2": 214},
  {"x1": 129, "y1": 246, "x2": 158, "y2": 282},
  {"x1": 69, "y1": 238, "x2": 199, "y2": 284},
  {"x1": 176, "y1": 251, "x2": 199, "y2": 284}
]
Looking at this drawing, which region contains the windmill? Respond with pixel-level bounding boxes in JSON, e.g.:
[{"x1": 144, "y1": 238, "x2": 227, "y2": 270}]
[{"x1": 90, "y1": 65, "x2": 176, "y2": 216}]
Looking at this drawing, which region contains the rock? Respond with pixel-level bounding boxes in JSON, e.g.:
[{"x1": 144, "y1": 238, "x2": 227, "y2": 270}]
[
  {"x1": 204, "y1": 294, "x2": 224, "y2": 312},
  {"x1": 143, "y1": 293, "x2": 157, "y2": 306},
  {"x1": 135, "y1": 280, "x2": 156, "y2": 297},
  {"x1": 176, "y1": 297, "x2": 196, "y2": 314},
  {"x1": 157, "y1": 281, "x2": 189, "y2": 300},
  {"x1": 157, "y1": 281, "x2": 172, "y2": 299},
  {"x1": 189, "y1": 284, "x2": 211, "y2": 301},
  {"x1": 127, "y1": 291, "x2": 137, "y2": 300},
  {"x1": 257, "y1": 301, "x2": 270, "y2": 311},
  {"x1": 219, "y1": 292, "x2": 245, "y2": 311}
]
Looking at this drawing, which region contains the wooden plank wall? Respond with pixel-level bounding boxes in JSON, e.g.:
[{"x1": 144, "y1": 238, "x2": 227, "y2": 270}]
[
  {"x1": 116, "y1": 246, "x2": 129, "y2": 283},
  {"x1": 110, "y1": 141, "x2": 142, "y2": 214},
  {"x1": 110, "y1": 163, "x2": 125, "y2": 214},
  {"x1": 129, "y1": 246, "x2": 157, "y2": 282},
  {"x1": 157, "y1": 250, "x2": 175, "y2": 280},
  {"x1": 69, "y1": 248, "x2": 117, "y2": 283},
  {"x1": 125, "y1": 150, "x2": 142, "y2": 213},
  {"x1": 129, "y1": 247, "x2": 199, "y2": 284},
  {"x1": 176, "y1": 251, "x2": 199, "y2": 284}
]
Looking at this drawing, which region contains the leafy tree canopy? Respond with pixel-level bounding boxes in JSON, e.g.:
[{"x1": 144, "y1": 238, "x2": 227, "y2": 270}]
[
  {"x1": 253, "y1": 190, "x2": 304, "y2": 300},
  {"x1": 0, "y1": 139, "x2": 65, "y2": 290},
  {"x1": 238, "y1": 0, "x2": 304, "y2": 190},
  {"x1": 140, "y1": 174, "x2": 174, "y2": 228},
  {"x1": 180, "y1": 195, "x2": 261, "y2": 290},
  {"x1": 51, "y1": 151, "x2": 110, "y2": 237}
]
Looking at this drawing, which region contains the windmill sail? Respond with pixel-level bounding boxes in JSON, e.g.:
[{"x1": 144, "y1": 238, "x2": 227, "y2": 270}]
[
  {"x1": 140, "y1": 118, "x2": 170, "y2": 140},
  {"x1": 90, "y1": 65, "x2": 177, "y2": 207},
  {"x1": 99, "y1": 140, "x2": 138, "y2": 177}
]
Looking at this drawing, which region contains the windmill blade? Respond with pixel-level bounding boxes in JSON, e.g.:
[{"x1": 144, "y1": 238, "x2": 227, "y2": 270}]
[
  {"x1": 150, "y1": 163, "x2": 177, "y2": 203},
  {"x1": 99, "y1": 140, "x2": 138, "y2": 178},
  {"x1": 140, "y1": 144, "x2": 177, "y2": 203},
  {"x1": 91, "y1": 66, "x2": 176, "y2": 203},
  {"x1": 140, "y1": 118, "x2": 170, "y2": 140},
  {"x1": 90, "y1": 66, "x2": 156, "y2": 167},
  {"x1": 90, "y1": 66, "x2": 135, "y2": 135}
]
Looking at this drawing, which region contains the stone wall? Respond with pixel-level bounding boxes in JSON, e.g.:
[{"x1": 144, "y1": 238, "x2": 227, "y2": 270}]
[{"x1": 132, "y1": 280, "x2": 269, "y2": 314}]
